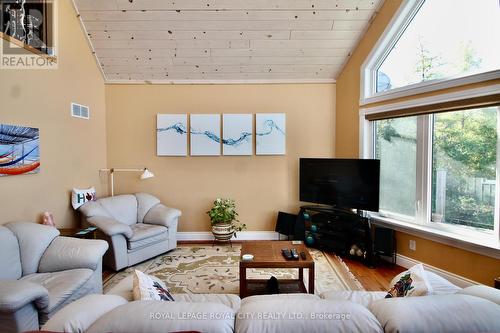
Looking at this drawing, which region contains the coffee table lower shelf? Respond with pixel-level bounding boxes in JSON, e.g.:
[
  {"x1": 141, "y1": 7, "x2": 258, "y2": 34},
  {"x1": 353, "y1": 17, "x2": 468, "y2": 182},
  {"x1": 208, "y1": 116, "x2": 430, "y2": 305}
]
[{"x1": 244, "y1": 279, "x2": 308, "y2": 297}]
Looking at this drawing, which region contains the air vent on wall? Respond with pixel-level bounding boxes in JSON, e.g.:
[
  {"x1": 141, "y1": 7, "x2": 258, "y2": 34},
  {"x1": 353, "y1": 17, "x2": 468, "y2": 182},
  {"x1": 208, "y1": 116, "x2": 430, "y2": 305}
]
[{"x1": 71, "y1": 103, "x2": 89, "y2": 119}]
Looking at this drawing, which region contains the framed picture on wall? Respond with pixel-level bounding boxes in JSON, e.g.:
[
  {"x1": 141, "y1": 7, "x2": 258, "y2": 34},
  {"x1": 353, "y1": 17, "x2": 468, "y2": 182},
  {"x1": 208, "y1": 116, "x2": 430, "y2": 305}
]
[
  {"x1": 157, "y1": 114, "x2": 188, "y2": 156},
  {"x1": 0, "y1": 124, "x2": 40, "y2": 177},
  {"x1": 256, "y1": 113, "x2": 286, "y2": 155},
  {"x1": 222, "y1": 114, "x2": 253, "y2": 156},
  {"x1": 190, "y1": 114, "x2": 221, "y2": 156}
]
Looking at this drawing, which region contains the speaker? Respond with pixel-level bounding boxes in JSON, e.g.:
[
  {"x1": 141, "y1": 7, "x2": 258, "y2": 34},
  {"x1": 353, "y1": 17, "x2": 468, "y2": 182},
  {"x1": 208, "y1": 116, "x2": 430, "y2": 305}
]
[
  {"x1": 275, "y1": 212, "x2": 297, "y2": 239},
  {"x1": 373, "y1": 226, "x2": 395, "y2": 255}
]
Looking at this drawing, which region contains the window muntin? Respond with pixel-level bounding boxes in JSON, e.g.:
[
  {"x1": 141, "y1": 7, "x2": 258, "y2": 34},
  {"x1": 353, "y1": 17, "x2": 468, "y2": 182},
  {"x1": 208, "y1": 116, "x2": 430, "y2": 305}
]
[
  {"x1": 375, "y1": 117, "x2": 418, "y2": 218},
  {"x1": 376, "y1": 0, "x2": 500, "y2": 93},
  {"x1": 431, "y1": 107, "x2": 498, "y2": 231}
]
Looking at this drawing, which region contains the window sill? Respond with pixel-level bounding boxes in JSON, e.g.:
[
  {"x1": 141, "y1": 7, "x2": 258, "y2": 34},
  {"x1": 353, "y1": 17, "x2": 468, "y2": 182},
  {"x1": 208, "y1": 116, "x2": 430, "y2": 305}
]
[{"x1": 369, "y1": 214, "x2": 500, "y2": 260}]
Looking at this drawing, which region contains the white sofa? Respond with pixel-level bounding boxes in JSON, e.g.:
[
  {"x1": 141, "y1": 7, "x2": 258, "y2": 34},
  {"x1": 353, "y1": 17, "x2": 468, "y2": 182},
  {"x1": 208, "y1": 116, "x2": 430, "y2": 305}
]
[{"x1": 43, "y1": 271, "x2": 500, "y2": 333}]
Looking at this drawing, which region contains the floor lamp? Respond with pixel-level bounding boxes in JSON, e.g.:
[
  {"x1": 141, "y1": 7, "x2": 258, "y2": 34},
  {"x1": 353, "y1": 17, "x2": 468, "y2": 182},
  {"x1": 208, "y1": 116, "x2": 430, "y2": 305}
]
[{"x1": 99, "y1": 168, "x2": 155, "y2": 196}]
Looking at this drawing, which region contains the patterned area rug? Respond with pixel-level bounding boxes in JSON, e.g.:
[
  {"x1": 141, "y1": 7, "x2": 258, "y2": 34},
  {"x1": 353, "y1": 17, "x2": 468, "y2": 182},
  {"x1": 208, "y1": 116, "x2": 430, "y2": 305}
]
[{"x1": 103, "y1": 245, "x2": 364, "y2": 295}]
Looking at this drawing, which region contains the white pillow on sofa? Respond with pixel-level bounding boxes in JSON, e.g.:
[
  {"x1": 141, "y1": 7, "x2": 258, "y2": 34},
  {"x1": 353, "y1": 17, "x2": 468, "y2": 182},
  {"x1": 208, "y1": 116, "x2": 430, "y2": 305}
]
[
  {"x1": 386, "y1": 264, "x2": 432, "y2": 297},
  {"x1": 390, "y1": 265, "x2": 460, "y2": 295},
  {"x1": 132, "y1": 270, "x2": 174, "y2": 301}
]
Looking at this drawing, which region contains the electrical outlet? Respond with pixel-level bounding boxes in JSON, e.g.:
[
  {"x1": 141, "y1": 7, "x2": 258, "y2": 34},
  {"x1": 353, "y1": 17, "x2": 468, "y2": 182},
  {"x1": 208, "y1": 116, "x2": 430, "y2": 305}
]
[{"x1": 409, "y1": 239, "x2": 416, "y2": 251}]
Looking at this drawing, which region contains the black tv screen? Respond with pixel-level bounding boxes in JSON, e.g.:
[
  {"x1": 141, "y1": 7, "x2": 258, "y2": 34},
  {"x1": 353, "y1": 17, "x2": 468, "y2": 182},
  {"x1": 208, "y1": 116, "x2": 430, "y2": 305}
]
[{"x1": 299, "y1": 158, "x2": 380, "y2": 211}]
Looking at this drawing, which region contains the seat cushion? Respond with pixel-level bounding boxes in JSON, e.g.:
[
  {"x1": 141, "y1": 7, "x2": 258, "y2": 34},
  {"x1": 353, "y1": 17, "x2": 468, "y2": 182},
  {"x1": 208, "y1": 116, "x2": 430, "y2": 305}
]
[
  {"x1": 128, "y1": 224, "x2": 168, "y2": 251},
  {"x1": 236, "y1": 298, "x2": 383, "y2": 333},
  {"x1": 457, "y1": 285, "x2": 500, "y2": 305},
  {"x1": 320, "y1": 290, "x2": 387, "y2": 307},
  {"x1": 369, "y1": 294, "x2": 500, "y2": 333},
  {"x1": 174, "y1": 294, "x2": 241, "y2": 312},
  {"x1": 87, "y1": 301, "x2": 235, "y2": 333},
  {"x1": 20, "y1": 269, "x2": 93, "y2": 312}
]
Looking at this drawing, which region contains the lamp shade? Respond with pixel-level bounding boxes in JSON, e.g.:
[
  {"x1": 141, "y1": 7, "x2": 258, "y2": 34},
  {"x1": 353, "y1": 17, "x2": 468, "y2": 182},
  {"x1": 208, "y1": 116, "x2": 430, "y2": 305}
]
[{"x1": 140, "y1": 168, "x2": 155, "y2": 180}]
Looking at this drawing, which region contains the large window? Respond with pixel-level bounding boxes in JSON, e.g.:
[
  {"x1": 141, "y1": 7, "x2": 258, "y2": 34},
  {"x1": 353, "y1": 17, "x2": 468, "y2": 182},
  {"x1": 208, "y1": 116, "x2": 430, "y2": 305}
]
[
  {"x1": 372, "y1": 106, "x2": 499, "y2": 235},
  {"x1": 361, "y1": 0, "x2": 500, "y2": 250},
  {"x1": 363, "y1": 0, "x2": 500, "y2": 102}
]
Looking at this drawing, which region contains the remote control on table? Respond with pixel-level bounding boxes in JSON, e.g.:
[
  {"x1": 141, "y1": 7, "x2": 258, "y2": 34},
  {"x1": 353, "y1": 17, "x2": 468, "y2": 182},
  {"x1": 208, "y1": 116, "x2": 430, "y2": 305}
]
[
  {"x1": 281, "y1": 249, "x2": 293, "y2": 260},
  {"x1": 290, "y1": 248, "x2": 299, "y2": 260},
  {"x1": 300, "y1": 251, "x2": 306, "y2": 260}
]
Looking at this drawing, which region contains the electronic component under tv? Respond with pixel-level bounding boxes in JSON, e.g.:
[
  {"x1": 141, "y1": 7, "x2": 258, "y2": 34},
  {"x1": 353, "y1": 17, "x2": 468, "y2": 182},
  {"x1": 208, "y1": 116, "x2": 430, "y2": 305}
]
[{"x1": 299, "y1": 158, "x2": 380, "y2": 211}]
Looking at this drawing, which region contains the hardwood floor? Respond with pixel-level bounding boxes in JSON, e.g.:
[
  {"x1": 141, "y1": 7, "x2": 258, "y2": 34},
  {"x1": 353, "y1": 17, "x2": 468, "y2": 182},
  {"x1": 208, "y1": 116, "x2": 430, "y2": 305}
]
[{"x1": 331, "y1": 254, "x2": 406, "y2": 291}]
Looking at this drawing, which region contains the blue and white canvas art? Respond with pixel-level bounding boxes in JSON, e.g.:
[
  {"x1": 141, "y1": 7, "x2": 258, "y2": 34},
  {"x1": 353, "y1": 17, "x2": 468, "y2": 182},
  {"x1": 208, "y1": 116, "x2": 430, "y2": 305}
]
[
  {"x1": 222, "y1": 114, "x2": 253, "y2": 156},
  {"x1": 190, "y1": 114, "x2": 221, "y2": 156},
  {"x1": 256, "y1": 113, "x2": 286, "y2": 155},
  {"x1": 157, "y1": 114, "x2": 188, "y2": 156}
]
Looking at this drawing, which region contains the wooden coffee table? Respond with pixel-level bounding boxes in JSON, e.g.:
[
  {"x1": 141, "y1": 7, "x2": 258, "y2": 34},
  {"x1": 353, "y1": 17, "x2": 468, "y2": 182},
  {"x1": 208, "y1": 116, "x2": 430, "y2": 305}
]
[{"x1": 239, "y1": 240, "x2": 315, "y2": 298}]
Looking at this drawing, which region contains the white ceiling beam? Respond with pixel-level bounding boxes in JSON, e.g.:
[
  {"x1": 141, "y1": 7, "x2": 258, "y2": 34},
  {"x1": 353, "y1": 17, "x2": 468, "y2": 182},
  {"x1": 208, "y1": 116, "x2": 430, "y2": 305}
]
[
  {"x1": 88, "y1": 30, "x2": 291, "y2": 40},
  {"x1": 250, "y1": 39, "x2": 355, "y2": 49},
  {"x1": 172, "y1": 56, "x2": 345, "y2": 66},
  {"x1": 83, "y1": 20, "x2": 335, "y2": 31},
  {"x1": 210, "y1": 48, "x2": 350, "y2": 57},
  {"x1": 80, "y1": 9, "x2": 374, "y2": 21},
  {"x1": 291, "y1": 30, "x2": 360, "y2": 39},
  {"x1": 102, "y1": 64, "x2": 337, "y2": 74},
  {"x1": 74, "y1": 0, "x2": 379, "y2": 11},
  {"x1": 105, "y1": 72, "x2": 336, "y2": 80},
  {"x1": 91, "y1": 39, "x2": 250, "y2": 49}
]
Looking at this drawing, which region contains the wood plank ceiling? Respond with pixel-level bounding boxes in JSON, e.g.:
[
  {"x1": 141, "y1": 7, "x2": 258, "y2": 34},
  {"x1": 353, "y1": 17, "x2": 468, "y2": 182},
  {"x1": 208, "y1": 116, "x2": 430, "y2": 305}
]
[{"x1": 72, "y1": 0, "x2": 383, "y2": 83}]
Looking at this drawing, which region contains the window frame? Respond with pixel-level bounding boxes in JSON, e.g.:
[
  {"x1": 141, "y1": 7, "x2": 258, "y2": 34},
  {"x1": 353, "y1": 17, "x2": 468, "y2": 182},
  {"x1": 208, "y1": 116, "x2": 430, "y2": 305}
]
[
  {"x1": 360, "y1": 0, "x2": 500, "y2": 105},
  {"x1": 359, "y1": 85, "x2": 500, "y2": 257}
]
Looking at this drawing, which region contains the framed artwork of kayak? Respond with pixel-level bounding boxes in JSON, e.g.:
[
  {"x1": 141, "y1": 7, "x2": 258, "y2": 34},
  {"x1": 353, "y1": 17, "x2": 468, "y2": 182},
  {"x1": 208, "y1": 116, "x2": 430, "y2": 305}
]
[{"x1": 0, "y1": 124, "x2": 40, "y2": 177}]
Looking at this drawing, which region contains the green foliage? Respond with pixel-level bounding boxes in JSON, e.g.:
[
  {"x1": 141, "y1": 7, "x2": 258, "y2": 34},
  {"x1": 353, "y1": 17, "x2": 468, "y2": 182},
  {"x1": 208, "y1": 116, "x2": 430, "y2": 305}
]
[
  {"x1": 207, "y1": 198, "x2": 247, "y2": 232},
  {"x1": 433, "y1": 109, "x2": 497, "y2": 178},
  {"x1": 459, "y1": 41, "x2": 482, "y2": 72},
  {"x1": 415, "y1": 36, "x2": 444, "y2": 81}
]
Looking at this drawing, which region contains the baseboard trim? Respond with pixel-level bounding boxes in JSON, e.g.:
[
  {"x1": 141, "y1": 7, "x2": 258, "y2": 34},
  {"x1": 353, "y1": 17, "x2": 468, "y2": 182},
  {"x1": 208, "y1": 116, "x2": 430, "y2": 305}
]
[
  {"x1": 177, "y1": 231, "x2": 280, "y2": 241},
  {"x1": 395, "y1": 254, "x2": 479, "y2": 288}
]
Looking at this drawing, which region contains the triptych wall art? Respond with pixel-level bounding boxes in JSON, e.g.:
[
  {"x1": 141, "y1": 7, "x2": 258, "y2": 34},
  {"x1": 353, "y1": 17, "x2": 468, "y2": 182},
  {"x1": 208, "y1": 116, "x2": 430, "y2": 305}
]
[{"x1": 156, "y1": 113, "x2": 286, "y2": 156}]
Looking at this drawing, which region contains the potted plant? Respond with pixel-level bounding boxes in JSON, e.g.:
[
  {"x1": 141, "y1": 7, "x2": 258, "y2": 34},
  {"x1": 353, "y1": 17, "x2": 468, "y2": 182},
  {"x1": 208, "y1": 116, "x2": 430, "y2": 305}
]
[{"x1": 207, "y1": 198, "x2": 246, "y2": 241}]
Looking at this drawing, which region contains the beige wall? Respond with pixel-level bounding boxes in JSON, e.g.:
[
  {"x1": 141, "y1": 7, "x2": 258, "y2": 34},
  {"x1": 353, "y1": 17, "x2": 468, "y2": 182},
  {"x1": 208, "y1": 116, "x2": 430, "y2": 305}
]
[
  {"x1": 0, "y1": 1, "x2": 107, "y2": 227},
  {"x1": 105, "y1": 84, "x2": 335, "y2": 232},
  {"x1": 335, "y1": 0, "x2": 500, "y2": 286}
]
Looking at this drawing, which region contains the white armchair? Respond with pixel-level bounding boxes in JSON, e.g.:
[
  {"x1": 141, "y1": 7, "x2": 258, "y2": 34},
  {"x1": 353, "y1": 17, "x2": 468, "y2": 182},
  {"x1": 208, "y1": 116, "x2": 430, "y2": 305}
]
[{"x1": 79, "y1": 193, "x2": 181, "y2": 271}]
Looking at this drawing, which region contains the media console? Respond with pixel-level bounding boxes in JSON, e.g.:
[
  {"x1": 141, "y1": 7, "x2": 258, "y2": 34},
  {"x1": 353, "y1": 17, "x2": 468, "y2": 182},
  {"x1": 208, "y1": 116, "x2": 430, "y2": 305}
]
[{"x1": 294, "y1": 205, "x2": 395, "y2": 267}]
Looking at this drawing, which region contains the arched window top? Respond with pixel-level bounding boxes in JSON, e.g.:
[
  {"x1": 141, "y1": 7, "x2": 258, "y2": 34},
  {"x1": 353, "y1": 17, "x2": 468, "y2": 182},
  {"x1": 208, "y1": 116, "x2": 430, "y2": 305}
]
[{"x1": 361, "y1": 0, "x2": 500, "y2": 105}]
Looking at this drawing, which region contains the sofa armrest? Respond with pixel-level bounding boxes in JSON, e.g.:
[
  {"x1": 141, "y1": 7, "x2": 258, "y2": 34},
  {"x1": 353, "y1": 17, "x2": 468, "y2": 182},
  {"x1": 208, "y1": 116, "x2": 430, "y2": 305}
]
[
  {"x1": 38, "y1": 237, "x2": 109, "y2": 272},
  {"x1": 87, "y1": 216, "x2": 133, "y2": 238},
  {"x1": 143, "y1": 204, "x2": 182, "y2": 228},
  {"x1": 0, "y1": 280, "x2": 49, "y2": 313},
  {"x1": 42, "y1": 294, "x2": 127, "y2": 333}
]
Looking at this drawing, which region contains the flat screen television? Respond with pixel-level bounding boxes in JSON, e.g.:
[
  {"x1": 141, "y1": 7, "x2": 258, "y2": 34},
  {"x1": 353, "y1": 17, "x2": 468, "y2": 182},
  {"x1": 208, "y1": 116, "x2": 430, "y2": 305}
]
[{"x1": 299, "y1": 158, "x2": 380, "y2": 211}]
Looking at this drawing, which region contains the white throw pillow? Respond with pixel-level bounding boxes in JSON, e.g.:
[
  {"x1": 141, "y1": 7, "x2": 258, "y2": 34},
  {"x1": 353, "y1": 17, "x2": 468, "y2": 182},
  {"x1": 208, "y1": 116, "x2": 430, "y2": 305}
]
[
  {"x1": 71, "y1": 187, "x2": 96, "y2": 209},
  {"x1": 132, "y1": 270, "x2": 174, "y2": 301},
  {"x1": 386, "y1": 264, "x2": 433, "y2": 298}
]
